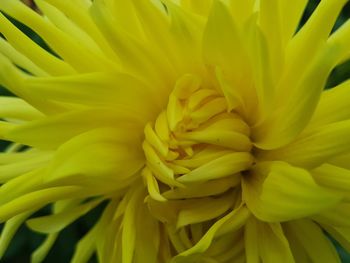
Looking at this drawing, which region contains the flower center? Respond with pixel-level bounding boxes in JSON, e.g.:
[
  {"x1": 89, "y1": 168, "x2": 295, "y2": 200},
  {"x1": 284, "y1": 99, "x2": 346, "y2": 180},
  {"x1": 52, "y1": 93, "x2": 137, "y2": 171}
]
[{"x1": 142, "y1": 74, "x2": 254, "y2": 211}]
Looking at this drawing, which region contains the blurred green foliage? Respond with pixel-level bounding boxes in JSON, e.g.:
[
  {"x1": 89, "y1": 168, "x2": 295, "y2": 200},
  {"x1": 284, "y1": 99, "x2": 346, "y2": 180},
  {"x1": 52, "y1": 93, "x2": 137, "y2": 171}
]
[{"x1": 1, "y1": 1, "x2": 350, "y2": 262}]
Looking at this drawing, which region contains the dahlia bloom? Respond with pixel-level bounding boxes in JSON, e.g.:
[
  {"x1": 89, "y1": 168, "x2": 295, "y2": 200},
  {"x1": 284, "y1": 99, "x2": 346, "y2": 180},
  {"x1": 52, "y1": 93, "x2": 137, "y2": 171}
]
[{"x1": 0, "y1": 0, "x2": 350, "y2": 262}]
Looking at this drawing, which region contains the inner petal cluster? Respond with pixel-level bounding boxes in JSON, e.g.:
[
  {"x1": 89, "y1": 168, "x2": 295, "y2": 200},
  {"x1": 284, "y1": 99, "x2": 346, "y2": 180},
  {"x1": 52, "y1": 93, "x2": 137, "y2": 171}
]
[{"x1": 142, "y1": 74, "x2": 254, "y2": 228}]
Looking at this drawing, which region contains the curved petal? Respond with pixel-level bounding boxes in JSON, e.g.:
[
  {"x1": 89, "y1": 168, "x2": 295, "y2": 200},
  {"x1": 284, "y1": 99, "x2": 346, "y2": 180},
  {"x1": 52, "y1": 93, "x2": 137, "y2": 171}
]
[
  {"x1": 242, "y1": 161, "x2": 341, "y2": 222},
  {"x1": 244, "y1": 218, "x2": 295, "y2": 263},
  {"x1": 3, "y1": 109, "x2": 144, "y2": 149},
  {"x1": 284, "y1": 219, "x2": 341, "y2": 263},
  {"x1": 253, "y1": 0, "x2": 348, "y2": 149},
  {"x1": 261, "y1": 119, "x2": 350, "y2": 168}
]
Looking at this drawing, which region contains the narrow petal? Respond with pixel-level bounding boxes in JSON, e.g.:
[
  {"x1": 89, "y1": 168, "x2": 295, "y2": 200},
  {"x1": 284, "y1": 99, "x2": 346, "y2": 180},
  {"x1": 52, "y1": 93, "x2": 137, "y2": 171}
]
[
  {"x1": 0, "y1": 186, "x2": 83, "y2": 222},
  {"x1": 0, "y1": 0, "x2": 118, "y2": 72},
  {"x1": 4, "y1": 109, "x2": 143, "y2": 149},
  {"x1": 174, "y1": 205, "x2": 249, "y2": 259},
  {"x1": 0, "y1": 13, "x2": 74, "y2": 76},
  {"x1": 0, "y1": 211, "x2": 33, "y2": 259},
  {"x1": 254, "y1": 0, "x2": 348, "y2": 149},
  {"x1": 26, "y1": 198, "x2": 103, "y2": 233},
  {"x1": 203, "y1": 0, "x2": 255, "y2": 117},
  {"x1": 31, "y1": 233, "x2": 58, "y2": 263}
]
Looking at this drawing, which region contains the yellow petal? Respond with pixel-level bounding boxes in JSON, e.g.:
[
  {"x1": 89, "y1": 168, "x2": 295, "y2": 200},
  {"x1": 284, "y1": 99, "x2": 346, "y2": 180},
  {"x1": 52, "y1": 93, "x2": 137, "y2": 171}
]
[
  {"x1": 0, "y1": 13, "x2": 74, "y2": 76},
  {"x1": 309, "y1": 80, "x2": 350, "y2": 127},
  {"x1": 178, "y1": 0, "x2": 213, "y2": 16},
  {"x1": 122, "y1": 186, "x2": 144, "y2": 263},
  {"x1": 176, "y1": 192, "x2": 234, "y2": 228},
  {"x1": 253, "y1": 45, "x2": 341, "y2": 149},
  {"x1": 31, "y1": 233, "x2": 58, "y2": 263},
  {"x1": 244, "y1": 217, "x2": 259, "y2": 263},
  {"x1": 313, "y1": 202, "x2": 350, "y2": 228},
  {"x1": 72, "y1": 201, "x2": 117, "y2": 263},
  {"x1": 0, "y1": 152, "x2": 51, "y2": 183},
  {"x1": 26, "y1": 198, "x2": 103, "y2": 233},
  {"x1": 163, "y1": 176, "x2": 240, "y2": 199},
  {"x1": 328, "y1": 19, "x2": 350, "y2": 65},
  {"x1": 134, "y1": 200, "x2": 160, "y2": 263},
  {"x1": 0, "y1": 0, "x2": 117, "y2": 73},
  {"x1": 177, "y1": 152, "x2": 252, "y2": 183},
  {"x1": 203, "y1": 1, "x2": 254, "y2": 115},
  {"x1": 47, "y1": 128, "x2": 144, "y2": 192},
  {"x1": 242, "y1": 161, "x2": 341, "y2": 222},
  {"x1": 4, "y1": 109, "x2": 143, "y2": 149},
  {"x1": 41, "y1": 0, "x2": 117, "y2": 60},
  {"x1": 312, "y1": 163, "x2": 350, "y2": 195},
  {"x1": 321, "y1": 225, "x2": 350, "y2": 253},
  {"x1": 0, "y1": 186, "x2": 82, "y2": 223},
  {"x1": 263, "y1": 119, "x2": 350, "y2": 168},
  {"x1": 258, "y1": 221, "x2": 295, "y2": 263},
  {"x1": 279, "y1": 0, "x2": 308, "y2": 44},
  {"x1": 0, "y1": 37, "x2": 48, "y2": 77},
  {"x1": 26, "y1": 72, "x2": 161, "y2": 118},
  {"x1": 174, "y1": 205, "x2": 249, "y2": 258},
  {"x1": 0, "y1": 97, "x2": 44, "y2": 121},
  {"x1": 284, "y1": 219, "x2": 341, "y2": 263},
  {"x1": 0, "y1": 211, "x2": 33, "y2": 259},
  {"x1": 254, "y1": 0, "x2": 348, "y2": 149}
]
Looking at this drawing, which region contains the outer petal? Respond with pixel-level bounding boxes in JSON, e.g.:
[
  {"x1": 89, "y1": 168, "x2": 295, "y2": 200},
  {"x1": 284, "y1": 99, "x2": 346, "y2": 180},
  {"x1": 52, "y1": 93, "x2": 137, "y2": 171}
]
[
  {"x1": 309, "y1": 80, "x2": 350, "y2": 127},
  {"x1": 244, "y1": 218, "x2": 295, "y2": 263},
  {"x1": 253, "y1": 0, "x2": 348, "y2": 149},
  {"x1": 284, "y1": 219, "x2": 341, "y2": 263},
  {"x1": 261, "y1": 119, "x2": 350, "y2": 168},
  {"x1": 242, "y1": 161, "x2": 341, "y2": 222}
]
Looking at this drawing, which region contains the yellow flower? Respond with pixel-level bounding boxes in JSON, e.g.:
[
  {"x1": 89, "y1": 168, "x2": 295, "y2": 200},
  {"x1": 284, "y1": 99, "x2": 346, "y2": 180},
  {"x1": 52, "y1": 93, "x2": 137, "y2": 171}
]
[{"x1": 0, "y1": 0, "x2": 350, "y2": 262}]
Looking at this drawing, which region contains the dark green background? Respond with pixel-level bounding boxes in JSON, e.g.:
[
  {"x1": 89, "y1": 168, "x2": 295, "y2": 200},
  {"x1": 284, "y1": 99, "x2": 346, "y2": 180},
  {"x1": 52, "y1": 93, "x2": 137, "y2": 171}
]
[{"x1": 1, "y1": 0, "x2": 350, "y2": 262}]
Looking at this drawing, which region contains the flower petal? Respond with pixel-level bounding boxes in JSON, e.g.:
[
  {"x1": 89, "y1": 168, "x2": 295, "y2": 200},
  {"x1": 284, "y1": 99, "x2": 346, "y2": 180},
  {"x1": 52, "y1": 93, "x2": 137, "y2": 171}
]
[
  {"x1": 242, "y1": 161, "x2": 341, "y2": 222},
  {"x1": 262, "y1": 119, "x2": 350, "y2": 168},
  {"x1": 284, "y1": 219, "x2": 341, "y2": 263},
  {"x1": 309, "y1": 80, "x2": 350, "y2": 127},
  {"x1": 253, "y1": 0, "x2": 348, "y2": 149},
  {"x1": 26, "y1": 198, "x2": 103, "y2": 234}
]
